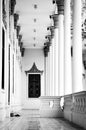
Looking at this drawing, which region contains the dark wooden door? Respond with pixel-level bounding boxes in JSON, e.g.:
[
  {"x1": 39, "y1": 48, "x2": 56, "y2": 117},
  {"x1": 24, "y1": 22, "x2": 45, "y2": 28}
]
[{"x1": 28, "y1": 74, "x2": 40, "y2": 98}]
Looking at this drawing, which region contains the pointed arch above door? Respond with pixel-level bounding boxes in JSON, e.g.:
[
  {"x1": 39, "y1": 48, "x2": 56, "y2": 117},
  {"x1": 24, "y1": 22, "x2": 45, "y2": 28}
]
[{"x1": 25, "y1": 62, "x2": 43, "y2": 75}]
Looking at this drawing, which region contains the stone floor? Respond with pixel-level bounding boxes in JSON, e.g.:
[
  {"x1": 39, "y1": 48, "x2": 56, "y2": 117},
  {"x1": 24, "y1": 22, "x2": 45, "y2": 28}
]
[{"x1": 0, "y1": 110, "x2": 85, "y2": 130}]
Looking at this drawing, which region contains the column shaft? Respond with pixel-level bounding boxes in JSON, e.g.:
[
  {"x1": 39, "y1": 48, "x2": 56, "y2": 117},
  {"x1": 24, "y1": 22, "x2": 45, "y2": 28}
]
[
  {"x1": 58, "y1": 14, "x2": 64, "y2": 96},
  {"x1": 44, "y1": 57, "x2": 46, "y2": 96},
  {"x1": 0, "y1": 0, "x2": 2, "y2": 99},
  {"x1": 52, "y1": 38, "x2": 55, "y2": 96},
  {"x1": 48, "y1": 51, "x2": 50, "y2": 95},
  {"x1": 46, "y1": 55, "x2": 50, "y2": 96},
  {"x1": 64, "y1": 0, "x2": 72, "y2": 95},
  {"x1": 51, "y1": 14, "x2": 59, "y2": 96},
  {"x1": 72, "y1": 0, "x2": 82, "y2": 92},
  {"x1": 50, "y1": 45, "x2": 53, "y2": 96},
  {"x1": 54, "y1": 28, "x2": 59, "y2": 96}
]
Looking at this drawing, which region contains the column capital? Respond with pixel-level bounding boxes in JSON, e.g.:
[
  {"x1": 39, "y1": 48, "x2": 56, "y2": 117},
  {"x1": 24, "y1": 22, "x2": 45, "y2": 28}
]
[
  {"x1": 2, "y1": 0, "x2": 7, "y2": 28},
  {"x1": 44, "y1": 45, "x2": 50, "y2": 57},
  {"x1": 56, "y1": 0, "x2": 64, "y2": 15},
  {"x1": 44, "y1": 41, "x2": 51, "y2": 46},
  {"x1": 18, "y1": 35, "x2": 22, "y2": 46},
  {"x1": 21, "y1": 48, "x2": 25, "y2": 57},
  {"x1": 20, "y1": 42, "x2": 23, "y2": 52},
  {"x1": 47, "y1": 26, "x2": 55, "y2": 38},
  {"x1": 9, "y1": 0, "x2": 16, "y2": 15},
  {"x1": 50, "y1": 14, "x2": 58, "y2": 28},
  {"x1": 45, "y1": 35, "x2": 52, "y2": 42},
  {"x1": 16, "y1": 25, "x2": 21, "y2": 38},
  {"x1": 14, "y1": 13, "x2": 19, "y2": 29}
]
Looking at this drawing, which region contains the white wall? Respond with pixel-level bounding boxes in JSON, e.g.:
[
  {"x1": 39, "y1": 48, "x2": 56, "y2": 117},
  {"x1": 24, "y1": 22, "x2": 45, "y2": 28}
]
[{"x1": 21, "y1": 49, "x2": 44, "y2": 109}]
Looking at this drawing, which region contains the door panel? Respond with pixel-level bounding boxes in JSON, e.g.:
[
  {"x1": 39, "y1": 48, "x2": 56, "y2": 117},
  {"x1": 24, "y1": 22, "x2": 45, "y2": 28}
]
[{"x1": 28, "y1": 74, "x2": 40, "y2": 98}]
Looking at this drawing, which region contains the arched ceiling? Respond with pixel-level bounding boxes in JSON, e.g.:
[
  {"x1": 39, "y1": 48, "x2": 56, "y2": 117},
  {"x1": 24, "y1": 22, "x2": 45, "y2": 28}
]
[{"x1": 15, "y1": 0, "x2": 56, "y2": 49}]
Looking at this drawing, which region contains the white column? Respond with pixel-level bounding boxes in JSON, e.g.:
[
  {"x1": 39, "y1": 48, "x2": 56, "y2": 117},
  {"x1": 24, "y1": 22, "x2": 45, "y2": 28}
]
[
  {"x1": 0, "y1": 0, "x2": 2, "y2": 100},
  {"x1": 52, "y1": 37, "x2": 55, "y2": 96},
  {"x1": 45, "y1": 51, "x2": 50, "y2": 96},
  {"x1": 58, "y1": 6, "x2": 64, "y2": 96},
  {"x1": 49, "y1": 44, "x2": 53, "y2": 96},
  {"x1": 47, "y1": 51, "x2": 50, "y2": 96},
  {"x1": 51, "y1": 14, "x2": 58, "y2": 96},
  {"x1": 46, "y1": 56, "x2": 48, "y2": 96},
  {"x1": 44, "y1": 56, "x2": 46, "y2": 96},
  {"x1": 5, "y1": 0, "x2": 10, "y2": 107},
  {"x1": 64, "y1": 0, "x2": 72, "y2": 95},
  {"x1": 72, "y1": 0, "x2": 82, "y2": 92},
  {"x1": 52, "y1": 14, "x2": 59, "y2": 96},
  {"x1": 44, "y1": 45, "x2": 50, "y2": 96},
  {"x1": 49, "y1": 26, "x2": 55, "y2": 96},
  {"x1": 55, "y1": 28, "x2": 59, "y2": 96}
]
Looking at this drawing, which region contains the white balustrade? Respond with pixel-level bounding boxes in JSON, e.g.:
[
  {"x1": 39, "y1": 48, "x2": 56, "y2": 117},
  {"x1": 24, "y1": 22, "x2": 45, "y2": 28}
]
[
  {"x1": 64, "y1": 91, "x2": 86, "y2": 129},
  {"x1": 39, "y1": 96, "x2": 63, "y2": 117}
]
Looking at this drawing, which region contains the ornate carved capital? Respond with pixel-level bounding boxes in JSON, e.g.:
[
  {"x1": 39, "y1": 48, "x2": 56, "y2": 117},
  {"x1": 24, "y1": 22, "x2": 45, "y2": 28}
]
[
  {"x1": 47, "y1": 26, "x2": 55, "y2": 38},
  {"x1": 18, "y1": 35, "x2": 22, "y2": 41},
  {"x1": 9, "y1": 0, "x2": 16, "y2": 15},
  {"x1": 44, "y1": 46, "x2": 49, "y2": 57},
  {"x1": 50, "y1": 26, "x2": 55, "y2": 38},
  {"x1": 44, "y1": 41, "x2": 51, "y2": 46},
  {"x1": 20, "y1": 42, "x2": 23, "y2": 52},
  {"x1": 16, "y1": 25, "x2": 20, "y2": 38},
  {"x1": 14, "y1": 13, "x2": 19, "y2": 29},
  {"x1": 44, "y1": 44, "x2": 50, "y2": 57},
  {"x1": 45, "y1": 35, "x2": 52, "y2": 42},
  {"x1": 21, "y1": 48, "x2": 25, "y2": 57},
  {"x1": 83, "y1": 50, "x2": 86, "y2": 70},
  {"x1": 18, "y1": 35, "x2": 22, "y2": 46},
  {"x1": 50, "y1": 14, "x2": 58, "y2": 28},
  {"x1": 56, "y1": 0, "x2": 64, "y2": 15},
  {"x1": 2, "y1": 0, "x2": 7, "y2": 28}
]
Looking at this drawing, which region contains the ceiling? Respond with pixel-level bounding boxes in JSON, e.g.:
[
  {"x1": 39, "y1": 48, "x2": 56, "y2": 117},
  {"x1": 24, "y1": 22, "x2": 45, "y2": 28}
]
[{"x1": 15, "y1": 0, "x2": 56, "y2": 49}]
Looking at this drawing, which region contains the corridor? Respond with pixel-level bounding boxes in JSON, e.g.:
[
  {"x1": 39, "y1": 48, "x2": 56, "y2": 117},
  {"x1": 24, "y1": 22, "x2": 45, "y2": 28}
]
[
  {"x1": 0, "y1": 110, "x2": 85, "y2": 130},
  {"x1": 0, "y1": 0, "x2": 86, "y2": 129}
]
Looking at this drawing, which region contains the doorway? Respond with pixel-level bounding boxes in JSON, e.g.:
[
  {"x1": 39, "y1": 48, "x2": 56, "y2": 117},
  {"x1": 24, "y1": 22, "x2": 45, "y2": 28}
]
[{"x1": 28, "y1": 74, "x2": 41, "y2": 98}]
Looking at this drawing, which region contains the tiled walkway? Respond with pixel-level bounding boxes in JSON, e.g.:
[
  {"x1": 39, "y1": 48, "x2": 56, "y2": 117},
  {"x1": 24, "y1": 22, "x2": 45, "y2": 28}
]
[{"x1": 0, "y1": 110, "x2": 85, "y2": 130}]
